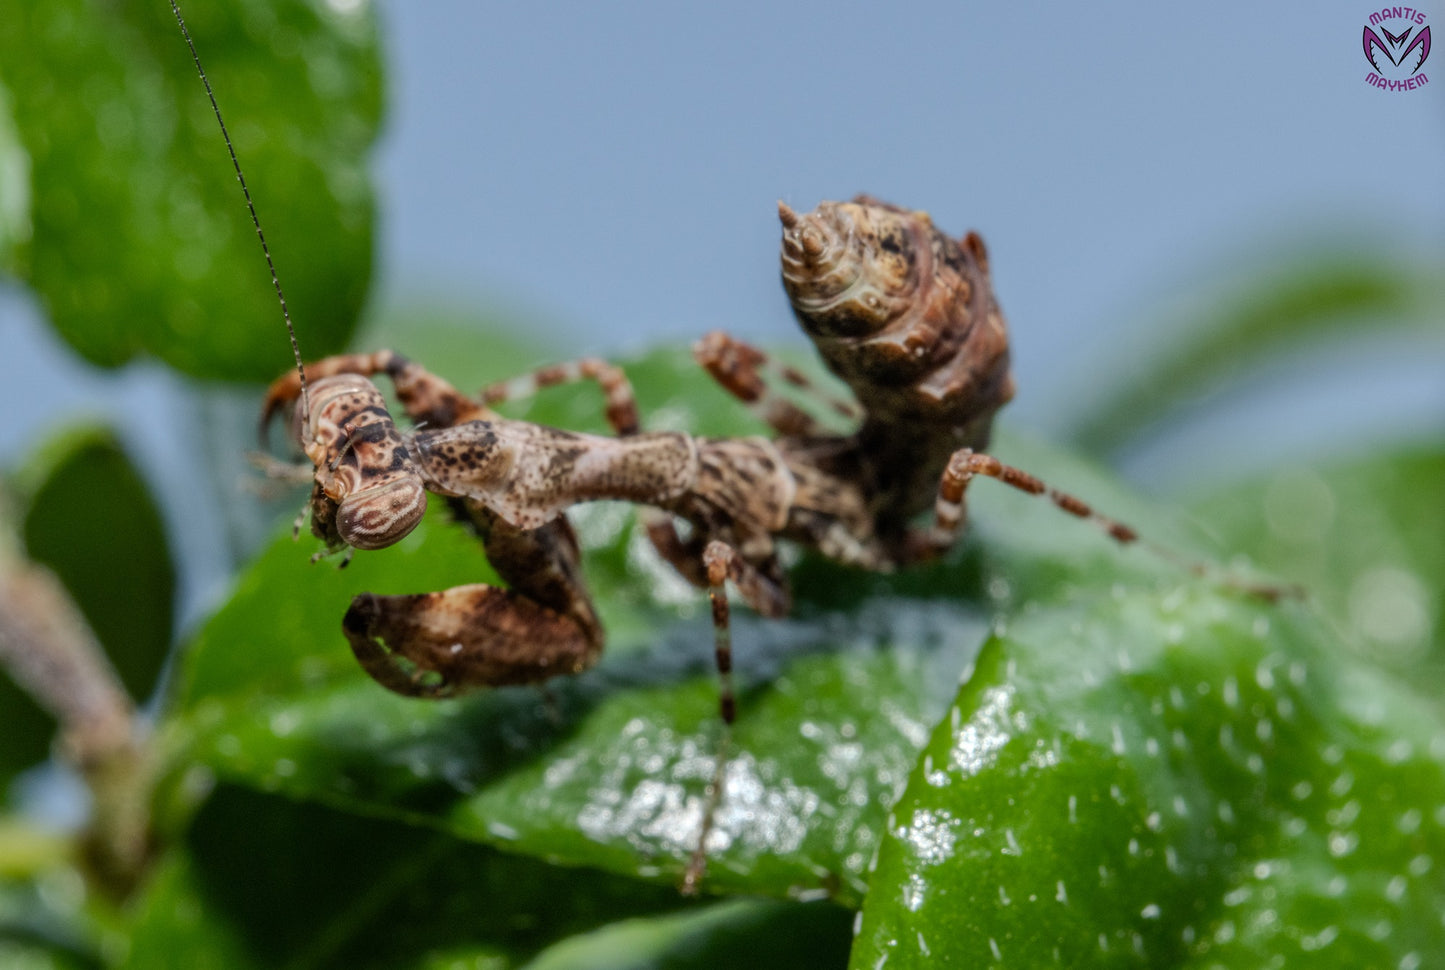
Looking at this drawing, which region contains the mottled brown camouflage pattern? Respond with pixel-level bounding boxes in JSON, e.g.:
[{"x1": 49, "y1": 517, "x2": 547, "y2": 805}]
[
  {"x1": 778, "y1": 196, "x2": 1015, "y2": 530},
  {"x1": 263, "y1": 197, "x2": 1151, "y2": 893}
]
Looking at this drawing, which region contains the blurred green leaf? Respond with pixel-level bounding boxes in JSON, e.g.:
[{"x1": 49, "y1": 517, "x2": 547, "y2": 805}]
[
  {"x1": 0, "y1": 78, "x2": 30, "y2": 273},
  {"x1": 13, "y1": 426, "x2": 173, "y2": 703},
  {"x1": 522, "y1": 897, "x2": 851, "y2": 970},
  {"x1": 0, "y1": 819, "x2": 71, "y2": 882},
  {"x1": 0, "y1": 670, "x2": 53, "y2": 795},
  {"x1": 0, "y1": 875, "x2": 100, "y2": 970},
  {"x1": 124, "y1": 784, "x2": 732, "y2": 970},
  {"x1": 1067, "y1": 256, "x2": 1444, "y2": 456},
  {"x1": 0, "y1": 0, "x2": 380, "y2": 381},
  {"x1": 1189, "y1": 445, "x2": 1445, "y2": 678}
]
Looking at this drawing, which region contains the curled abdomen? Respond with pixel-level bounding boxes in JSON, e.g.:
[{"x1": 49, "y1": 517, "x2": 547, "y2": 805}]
[{"x1": 778, "y1": 196, "x2": 1013, "y2": 428}]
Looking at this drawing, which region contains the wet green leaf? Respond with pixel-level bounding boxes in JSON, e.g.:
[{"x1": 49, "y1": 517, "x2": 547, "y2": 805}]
[
  {"x1": 123, "y1": 784, "x2": 791, "y2": 970},
  {"x1": 0, "y1": 0, "x2": 380, "y2": 381},
  {"x1": 165, "y1": 500, "x2": 981, "y2": 904},
  {"x1": 1188, "y1": 446, "x2": 1444, "y2": 678},
  {"x1": 852, "y1": 588, "x2": 1445, "y2": 968},
  {"x1": 1066, "y1": 256, "x2": 1445, "y2": 456},
  {"x1": 156, "y1": 346, "x2": 1443, "y2": 967},
  {"x1": 13, "y1": 427, "x2": 174, "y2": 703}
]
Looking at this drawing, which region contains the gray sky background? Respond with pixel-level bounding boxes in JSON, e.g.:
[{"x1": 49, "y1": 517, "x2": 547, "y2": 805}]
[
  {"x1": 1, "y1": 0, "x2": 1441, "y2": 627},
  {"x1": 371, "y1": 0, "x2": 1444, "y2": 432}
]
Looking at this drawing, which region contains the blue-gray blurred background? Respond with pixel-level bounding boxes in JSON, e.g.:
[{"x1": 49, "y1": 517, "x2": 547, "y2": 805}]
[{"x1": 2, "y1": 0, "x2": 1442, "y2": 629}]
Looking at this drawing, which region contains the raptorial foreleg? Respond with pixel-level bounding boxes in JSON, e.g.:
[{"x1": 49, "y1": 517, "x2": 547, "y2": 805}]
[{"x1": 343, "y1": 581, "x2": 601, "y2": 698}]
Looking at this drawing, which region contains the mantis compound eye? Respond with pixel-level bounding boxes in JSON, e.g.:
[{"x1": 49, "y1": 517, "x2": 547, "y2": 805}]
[{"x1": 337, "y1": 477, "x2": 428, "y2": 550}]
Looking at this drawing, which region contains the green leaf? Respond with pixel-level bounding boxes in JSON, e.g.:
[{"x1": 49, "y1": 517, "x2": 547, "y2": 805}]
[
  {"x1": 851, "y1": 589, "x2": 1445, "y2": 968},
  {"x1": 0, "y1": 672, "x2": 52, "y2": 796},
  {"x1": 12, "y1": 426, "x2": 174, "y2": 703},
  {"x1": 156, "y1": 345, "x2": 1443, "y2": 966},
  {"x1": 1189, "y1": 445, "x2": 1445, "y2": 677},
  {"x1": 0, "y1": 78, "x2": 30, "y2": 273},
  {"x1": 0, "y1": 874, "x2": 100, "y2": 970},
  {"x1": 0, "y1": 0, "x2": 380, "y2": 381},
  {"x1": 522, "y1": 897, "x2": 851, "y2": 970},
  {"x1": 164, "y1": 501, "x2": 980, "y2": 904},
  {"x1": 1066, "y1": 256, "x2": 1445, "y2": 456},
  {"x1": 124, "y1": 784, "x2": 781, "y2": 970},
  {"x1": 0, "y1": 819, "x2": 71, "y2": 882}
]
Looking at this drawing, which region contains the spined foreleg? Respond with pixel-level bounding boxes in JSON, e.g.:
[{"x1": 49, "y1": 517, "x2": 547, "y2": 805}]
[
  {"x1": 343, "y1": 581, "x2": 601, "y2": 698},
  {"x1": 263, "y1": 354, "x2": 613, "y2": 695},
  {"x1": 345, "y1": 494, "x2": 605, "y2": 698}
]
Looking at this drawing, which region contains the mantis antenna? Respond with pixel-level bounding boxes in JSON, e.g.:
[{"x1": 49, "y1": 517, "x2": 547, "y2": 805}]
[{"x1": 168, "y1": 0, "x2": 310, "y2": 429}]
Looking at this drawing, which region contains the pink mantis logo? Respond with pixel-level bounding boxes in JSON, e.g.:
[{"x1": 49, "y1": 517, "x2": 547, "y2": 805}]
[{"x1": 1363, "y1": 7, "x2": 1431, "y2": 91}]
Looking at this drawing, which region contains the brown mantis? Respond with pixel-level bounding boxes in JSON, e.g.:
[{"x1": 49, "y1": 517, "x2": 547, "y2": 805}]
[
  {"x1": 171, "y1": 0, "x2": 1269, "y2": 894},
  {"x1": 256, "y1": 197, "x2": 1159, "y2": 890}
]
